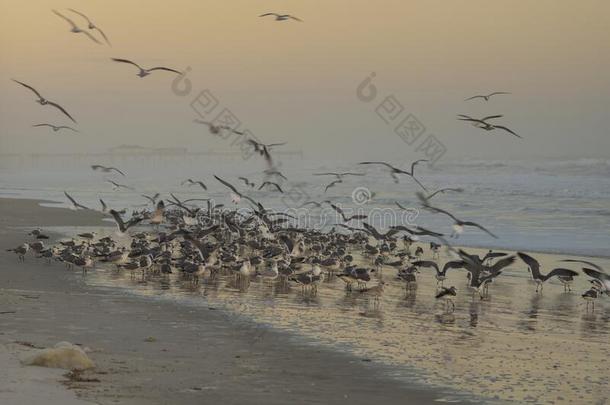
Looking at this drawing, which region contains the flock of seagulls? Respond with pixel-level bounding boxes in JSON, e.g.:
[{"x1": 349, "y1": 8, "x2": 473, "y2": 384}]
[{"x1": 5, "y1": 8, "x2": 608, "y2": 333}]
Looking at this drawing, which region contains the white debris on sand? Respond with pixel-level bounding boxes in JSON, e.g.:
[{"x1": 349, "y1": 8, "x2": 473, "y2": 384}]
[{"x1": 22, "y1": 342, "x2": 94, "y2": 370}]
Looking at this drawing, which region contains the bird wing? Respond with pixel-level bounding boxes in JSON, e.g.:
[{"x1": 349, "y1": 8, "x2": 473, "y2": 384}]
[
  {"x1": 148, "y1": 67, "x2": 182, "y2": 74},
  {"x1": 266, "y1": 142, "x2": 286, "y2": 148},
  {"x1": 426, "y1": 187, "x2": 464, "y2": 200},
  {"x1": 111, "y1": 58, "x2": 143, "y2": 70},
  {"x1": 64, "y1": 191, "x2": 88, "y2": 209},
  {"x1": 215, "y1": 175, "x2": 240, "y2": 195},
  {"x1": 12, "y1": 79, "x2": 43, "y2": 99},
  {"x1": 80, "y1": 29, "x2": 102, "y2": 44},
  {"x1": 426, "y1": 205, "x2": 459, "y2": 222},
  {"x1": 561, "y1": 259, "x2": 604, "y2": 272},
  {"x1": 196, "y1": 181, "x2": 207, "y2": 190},
  {"x1": 490, "y1": 255, "x2": 516, "y2": 273},
  {"x1": 411, "y1": 260, "x2": 439, "y2": 272},
  {"x1": 395, "y1": 202, "x2": 408, "y2": 210},
  {"x1": 52, "y1": 9, "x2": 78, "y2": 29},
  {"x1": 109, "y1": 210, "x2": 126, "y2": 233},
  {"x1": 99, "y1": 199, "x2": 107, "y2": 211},
  {"x1": 32, "y1": 123, "x2": 52, "y2": 128},
  {"x1": 409, "y1": 159, "x2": 428, "y2": 175},
  {"x1": 547, "y1": 268, "x2": 579, "y2": 279},
  {"x1": 93, "y1": 26, "x2": 111, "y2": 45},
  {"x1": 478, "y1": 115, "x2": 503, "y2": 122},
  {"x1": 359, "y1": 161, "x2": 395, "y2": 170},
  {"x1": 461, "y1": 221, "x2": 498, "y2": 238},
  {"x1": 259, "y1": 13, "x2": 279, "y2": 17},
  {"x1": 67, "y1": 8, "x2": 92, "y2": 24},
  {"x1": 288, "y1": 15, "x2": 303, "y2": 21},
  {"x1": 488, "y1": 92, "x2": 510, "y2": 97},
  {"x1": 517, "y1": 252, "x2": 540, "y2": 277},
  {"x1": 482, "y1": 251, "x2": 508, "y2": 261},
  {"x1": 442, "y1": 260, "x2": 465, "y2": 273},
  {"x1": 59, "y1": 126, "x2": 78, "y2": 132},
  {"x1": 493, "y1": 125, "x2": 521, "y2": 138},
  {"x1": 109, "y1": 167, "x2": 126, "y2": 176},
  {"x1": 582, "y1": 268, "x2": 610, "y2": 285},
  {"x1": 313, "y1": 172, "x2": 338, "y2": 176},
  {"x1": 464, "y1": 95, "x2": 485, "y2": 101},
  {"x1": 46, "y1": 101, "x2": 77, "y2": 123}
]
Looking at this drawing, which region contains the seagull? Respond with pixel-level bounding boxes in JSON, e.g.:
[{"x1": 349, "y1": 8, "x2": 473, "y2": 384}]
[
  {"x1": 458, "y1": 114, "x2": 521, "y2": 138},
  {"x1": 214, "y1": 175, "x2": 258, "y2": 206},
  {"x1": 193, "y1": 119, "x2": 243, "y2": 136},
  {"x1": 362, "y1": 222, "x2": 399, "y2": 241},
  {"x1": 330, "y1": 203, "x2": 367, "y2": 223},
  {"x1": 12, "y1": 79, "x2": 77, "y2": 123},
  {"x1": 7, "y1": 243, "x2": 30, "y2": 261},
  {"x1": 412, "y1": 260, "x2": 465, "y2": 287},
  {"x1": 259, "y1": 13, "x2": 302, "y2": 22},
  {"x1": 416, "y1": 188, "x2": 464, "y2": 205},
  {"x1": 91, "y1": 165, "x2": 125, "y2": 176},
  {"x1": 517, "y1": 253, "x2": 579, "y2": 293},
  {"x1": 582, "y1": 286, "x2": 601, "y2": 312},
  {"x1": 52, "y1": 10, "x2": 101, "y2": 44},
  {"x1": 111, "y1": 58, "x2": 181, "y2": 78},
  {"x1": 238, "y1": 177, "x2": 256, "y2": 188},
  {"x1": 107, "y1": 180, "x2": 134, "y2": 191},
  {"x1": 424, "y1": 204, "x2": 497, "y2": 239},
  {"x1": 247, "y1": 140, "x2": 286, "y2": 165},
  {"x1": 324, "y1": 179, "x2": 343, "y2": 192},
  {"x1": 142, "y1": 193, "x2": 160, "y2": 204},
  {"x1": 359, "y1": 160, "x2": 428, "y2": 190},
  {"x1": 64, "y1": 191, "x2": 88, "y2": 210},
  {"x1": 465, "y1": 92, "x2": 510, "y2": 101},
  {"x1": 109, "y1": 210, "x2": 144, "y2": 234},
  {"x1": 313, "y1": 172, "x2": 365, "y2": 180},
  {"x1": 181, "y1": 179, "x2": 207, "y2": 190},
  {"x1": 578, "y1": 267, "x2": 610, "y2": 294},
  {"x1": 32, "y1": 123, "x2": 78, "y2": 133},
  {"x1": 263, "y1": 168, "x2": 288, "y2": 180},
  {"x1": 435, "y1": 286, "x2": 457, "y2": 312},
  {"x1": 258, "y1": 181, "x2": 284, "y2": 193},
  {"x1": 67, "y1": 8, "x2": 111, "y2": 46}
]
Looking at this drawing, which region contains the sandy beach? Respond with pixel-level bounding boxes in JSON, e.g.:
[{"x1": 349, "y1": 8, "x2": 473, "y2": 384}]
[{"x1": 0, "y1": 198, "x2": 465, "y2": 405}]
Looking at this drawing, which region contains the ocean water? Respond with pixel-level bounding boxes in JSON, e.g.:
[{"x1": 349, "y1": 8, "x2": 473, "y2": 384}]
[{"x1": 1, "y1": 154, "x2": 608, "y2": 257}]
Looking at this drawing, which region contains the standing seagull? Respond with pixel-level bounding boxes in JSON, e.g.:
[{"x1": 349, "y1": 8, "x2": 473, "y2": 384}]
[
  {"x1": 111, "y1": 58, "x2": 182, "y2": 78},
  {"x1": 465, "y1": 92, "x2": 510, "y2": 101},
  {"x1": 259, "y1": 13, "x2": 302, "y2": 22},
  {"x1": 517, "y1": 253, "x2": 579, "y2": 293},
  {"x1": 33, "y1": 123, "x2": 78, "y2": 133},
  {"x1": 359, "y1": 160, "x2": 428, "y2": 190},
  {"x1": 52, "y1": 10, "x2": 101, "y2": 44},
  {"x1": 67, "y1": 8, "x2": 111, "y2": 46},
  {"x1": 12, "y1": 80, "x2": 77, "y2": 123}
]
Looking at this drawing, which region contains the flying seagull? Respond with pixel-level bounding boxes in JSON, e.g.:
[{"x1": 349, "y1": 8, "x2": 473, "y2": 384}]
[
  {"x1": 109, "y1": 210, "x2": 144, "y2": 234},
  {"x1": 517, "y1": 252, "x2": 579, "y2": 293},
  {"x1": 12, "y1": 79, "x2": 77, "y2": 123},
  {"x1": 465, "y1": 92, "x2": 510, "y2": 101},
  {"x1": 324, "y1": 179, "x2": 343, "y2": 192},
  {"x1": 214, "y1": 175, "x2": 258, "y2": 206},
  {"x1": 64, "y1": 191, "x2": 88, "y2": 210},
  {"x1": 67, "y1": 8, "x2": 111, "y2": 46},
  {"x1": 258, "y1": 181, "x2": 284, "y2": 193},
  {"x1": 247, "y1": 140, "x2": 286, "y2": 165},
  {"x1": 458, "y1": 114, "x2": 521, "y2": 138},
  {"x1": 107, "y1": 180, "x2": 134, "y2": 191},
  {"x1": 111, "y1": 58, "x2": 181, "y2": 78},
  {"x1": 313, "y1": 172, "x2": 365, "y2": 180},
  {"x1": 259, "y1": 13, "x2": 302, "y2": 22},
  {"x1": 52, "y1": 10, "x2": 101, "y2": 44},
  {"x1": 91, "y1": 165, "x2": 125, "y2": 176},
  {"x1": 425, "y1": 204, "x2": 497, "y2": 239},
  {"x1": 416, "y1": 188, "x2": 464, "y2": 205},
  {"x1": 238, "y1": 177, "x2": 256, "y2": 188},
  {"x1": 32, "y1": 123, "x2": 78, "y2": 133},
  {"x1": 330, "y1": 203, "x2": 367, "y2": 223},
  {"x1": 181, "y1": 179, "x2": 207, "y2": 190},
  {"x1": 194, "y1": 119, "x2": 243, "y2": 136},
  {"x1": 359, "y1": 160, "x2": 428, "y2": 190}
]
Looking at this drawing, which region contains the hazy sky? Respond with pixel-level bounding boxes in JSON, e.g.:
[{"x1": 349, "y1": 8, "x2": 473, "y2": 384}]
[{"x1": 1, "y1": 0, "x2": 609, "y2": 161}]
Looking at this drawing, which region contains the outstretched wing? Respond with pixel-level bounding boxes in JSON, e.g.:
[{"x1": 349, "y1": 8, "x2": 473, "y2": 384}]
[
  {"x1": 111, "y1": 58, "x2": 143, "y2": 70},
  {"x1": 148, "y1": 66, "x2": 182, "y2": 74},
  {"x1": 12, "y1": 79, "x2": 43, "y2": 99},
  {"x1": 46, "y1": 101, "x2": 77, "y2": 123},
  {"x1": 462, "y1": 221, "x2": 497, "y2": 238},
  {"x1": 411, "y1": 260, "x2": 439, "y2": 272}
]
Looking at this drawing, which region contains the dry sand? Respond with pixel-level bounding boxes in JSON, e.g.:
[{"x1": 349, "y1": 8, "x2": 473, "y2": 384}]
[{"x1": 0, "y1": 198, "x2": 463, "y2": 404}]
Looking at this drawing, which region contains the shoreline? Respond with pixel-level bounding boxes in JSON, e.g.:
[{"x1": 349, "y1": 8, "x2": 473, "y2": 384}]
[{"x1": 0, "y1": 197, "x2": 476, "y2": 404}]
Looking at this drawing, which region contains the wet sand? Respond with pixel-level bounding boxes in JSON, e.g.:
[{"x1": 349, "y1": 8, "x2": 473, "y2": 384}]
[{"x1": 0, "y1": 198, "x2": 466, "y2": 404}]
